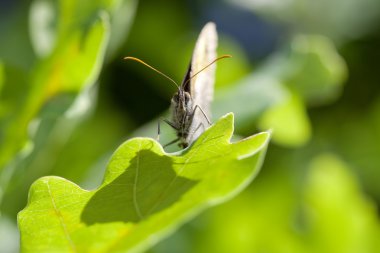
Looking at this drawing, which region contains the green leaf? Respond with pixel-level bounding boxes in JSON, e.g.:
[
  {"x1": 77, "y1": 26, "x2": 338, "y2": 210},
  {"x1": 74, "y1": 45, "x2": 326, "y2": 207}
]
[
  {"x1": 304, "y1": 154, "x2": 380, "y2": 253},
  {"x1": 214, "y1": 73, "x2": 287, "y2": 132},
  {"x1": 283, "y1": 35, "x2": 347, "y2": 104},
  {"x1": 18, "y1": 113, "x2": 270, "y2": 253},
  {"x1": 258, "y1": 92, "x2": 311, "y2": 146},
  {"x1": 263, "y1": 35, "x2": 347, "y2": 105},
  {"x1": 179, "y1": 153, "x2": 380, "y2": 253},
  {"x1": 0, "y1": 4, "x2": 111, "y2": 157},
  {"x1": 253, "y1": 34, "x2": 346, "y2": 147},
  {"x1": 0, "y1": 12, "x2": 110, "y2": 169},
  {"x1": 0, "y1": 0, "x2": 137, "y2": 215}
]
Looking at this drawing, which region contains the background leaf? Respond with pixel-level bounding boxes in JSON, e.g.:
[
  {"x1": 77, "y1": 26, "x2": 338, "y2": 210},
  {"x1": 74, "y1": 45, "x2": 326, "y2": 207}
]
[
  {"x1": 0, "y1": 12, "x2": 110, "y2": 215},
  {"x1": 161, "y1": 154, "x2": 380, "y2": 253},
  {"x1": 0, "y1": 0, "x2": 137, "y2": 220}
]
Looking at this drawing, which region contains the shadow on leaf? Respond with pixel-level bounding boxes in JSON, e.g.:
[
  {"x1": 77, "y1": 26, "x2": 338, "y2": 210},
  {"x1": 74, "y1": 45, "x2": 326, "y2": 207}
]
[{"x1": 81, "y1": 149, "x2": 198, "y2": 224}]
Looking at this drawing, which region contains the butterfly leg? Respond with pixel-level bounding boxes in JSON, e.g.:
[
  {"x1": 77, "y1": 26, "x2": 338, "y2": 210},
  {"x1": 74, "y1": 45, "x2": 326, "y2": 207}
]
[
  {"x1": 187, "y1": 122, "x2": 205, "y2": 145},
  {"x1": 182, "y1": 105, "x2": 210, "y2": 144},
  {"x1": 193, "y1": 105, "x2": 211, "y2": 125},
  {"x1": 163, "y1": 137, "x2": 180, "y2": 148},
  {"x1": 156, "y1": 118, "x2": 178, "y2": 143}
]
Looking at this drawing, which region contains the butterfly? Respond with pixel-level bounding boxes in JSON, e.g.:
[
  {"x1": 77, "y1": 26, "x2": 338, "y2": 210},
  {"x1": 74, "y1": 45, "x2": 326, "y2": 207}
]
[
  {"x1": 165, "y1": 22, "x2": 218, "y2": 148},
  {"x1": 125, "y1": 22, "x2": 230, "y2": 148}
]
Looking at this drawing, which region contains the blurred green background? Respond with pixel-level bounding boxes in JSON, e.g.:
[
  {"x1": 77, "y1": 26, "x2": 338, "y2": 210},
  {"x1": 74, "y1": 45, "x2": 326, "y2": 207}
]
[{"x1": 1, "y1": 0, "x2": 380, "y2": 252}]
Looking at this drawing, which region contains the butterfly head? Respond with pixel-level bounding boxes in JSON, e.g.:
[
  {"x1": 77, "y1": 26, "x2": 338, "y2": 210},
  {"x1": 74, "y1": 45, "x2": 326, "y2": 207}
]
[{"x1": 172, "y1": 89, "x2": 193, "y2": 113}]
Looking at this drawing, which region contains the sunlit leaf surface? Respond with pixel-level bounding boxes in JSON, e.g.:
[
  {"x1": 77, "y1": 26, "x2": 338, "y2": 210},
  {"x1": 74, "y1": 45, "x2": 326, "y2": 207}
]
[{"x1": 18, "y1": 113, "x2": 270, "y2": 253}]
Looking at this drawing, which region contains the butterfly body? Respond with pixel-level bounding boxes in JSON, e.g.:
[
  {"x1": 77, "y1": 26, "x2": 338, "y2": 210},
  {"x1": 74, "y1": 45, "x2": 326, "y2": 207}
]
[
  {"x1": 170, "y1": 89, "x2": 194, "y2": 148},
  {"x1": 167, "y1": 22, "x2": 218, "y2": 148}
]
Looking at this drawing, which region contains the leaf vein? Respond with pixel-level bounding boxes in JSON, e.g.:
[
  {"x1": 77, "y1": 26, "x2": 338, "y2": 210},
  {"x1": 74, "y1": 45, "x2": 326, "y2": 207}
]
[
  {"x1": 133, "y1": 143, "x2": 144, "y2": 220},
  {"x1": 46, "y1": 181, "x2": 76, "y2": 252}
]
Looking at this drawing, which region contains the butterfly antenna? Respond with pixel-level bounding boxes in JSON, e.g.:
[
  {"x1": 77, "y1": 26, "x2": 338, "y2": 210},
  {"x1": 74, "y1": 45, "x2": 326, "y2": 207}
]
[
  {"x1": 183, "y1": 55, "x2": 232, "y2": 88},
  {"x1": 124, "y1": 56, "x2": 179, "y2": 89}
]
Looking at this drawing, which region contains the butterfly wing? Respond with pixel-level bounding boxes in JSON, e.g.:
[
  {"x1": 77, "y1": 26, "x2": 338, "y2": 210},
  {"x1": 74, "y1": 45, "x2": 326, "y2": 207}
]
[{"x1": 186, "y1": 22, "x2": 218, "y2": 144}]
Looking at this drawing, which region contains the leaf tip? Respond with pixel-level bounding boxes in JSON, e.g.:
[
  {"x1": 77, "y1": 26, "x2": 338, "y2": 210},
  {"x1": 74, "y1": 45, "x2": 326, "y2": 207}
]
[{"x1": 220, "y1": 112, "x2": 234, "y2": 124}]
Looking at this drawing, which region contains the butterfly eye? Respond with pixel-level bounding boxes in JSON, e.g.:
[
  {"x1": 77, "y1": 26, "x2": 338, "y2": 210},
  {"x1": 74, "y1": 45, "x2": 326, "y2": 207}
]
[{"x1": 173, "y1": 94, "x2": 179, "y2": 103}]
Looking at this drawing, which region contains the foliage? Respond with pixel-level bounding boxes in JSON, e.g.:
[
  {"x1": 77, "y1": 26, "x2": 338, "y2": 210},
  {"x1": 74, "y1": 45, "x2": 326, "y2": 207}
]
[
  {"x1": 18, "y1": 114, "x2": 270, "y2": 252},
  {"x1": 1, "y1": 0, "x2": 380, "y2": 252},
  {"x1": 0, "y1": 0, "x2": 136, "y2": 216},
  {"x1": 171, "y1": 154, "x2": 380, "y2": 253}
]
